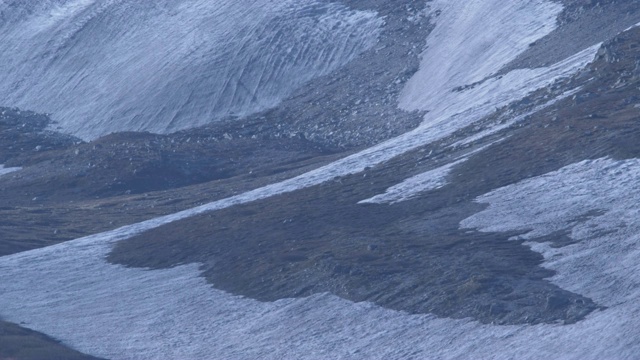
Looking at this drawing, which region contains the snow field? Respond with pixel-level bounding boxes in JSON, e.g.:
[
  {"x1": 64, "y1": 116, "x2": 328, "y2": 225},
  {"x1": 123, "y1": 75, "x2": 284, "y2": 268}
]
[{"x1": 0, "y1": 0, "x2": 382, "y2": 139}]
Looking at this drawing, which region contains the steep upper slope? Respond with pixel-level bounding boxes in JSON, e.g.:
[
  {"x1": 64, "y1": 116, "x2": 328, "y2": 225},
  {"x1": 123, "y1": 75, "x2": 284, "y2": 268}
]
[{"x1": 2, "y1": 0, "x2": 640, "y2": 359}]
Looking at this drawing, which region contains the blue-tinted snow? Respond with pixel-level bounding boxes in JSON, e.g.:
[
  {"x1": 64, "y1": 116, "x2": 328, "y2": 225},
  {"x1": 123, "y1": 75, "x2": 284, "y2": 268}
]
[
  {"x1": 1, "y1": 159, "x2": 640, "y2": 359},
  {"x1": 462, "y1": 158, "x2": 640, "y2": 308},
  {"x1": 0, "y1": 0, "x2": 382, "y2": 139},
  {"x1": 400, "y1": 0, "x2": 561, "y2": 113},
  {"x1": 358, "y1": 158, "x2": 466, "y2": 204},
  {"x1": 0, "y1": 165, "x2": 20, "y2": 177}
]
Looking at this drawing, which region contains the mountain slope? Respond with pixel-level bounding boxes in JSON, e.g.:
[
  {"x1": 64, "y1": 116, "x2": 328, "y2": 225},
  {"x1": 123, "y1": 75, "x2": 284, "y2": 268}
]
[{"x1": 2, "y1": 0, "x2": 640, "y2": 359}]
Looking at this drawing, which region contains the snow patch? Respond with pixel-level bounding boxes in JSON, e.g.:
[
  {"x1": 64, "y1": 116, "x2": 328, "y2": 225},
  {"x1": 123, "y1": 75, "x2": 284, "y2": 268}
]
[
  {"x1": 400, "y1": 0, "x2": 562, "y2": 112},
  {"x1": 0, "y1": 0, "x2": 382, "y2": 139},
  {"x1": 359, "y1": 142, "x2": 499, "y2": 205},
  {"x1": 397, "y1": 0, "x2": 598, "y2": 147},
  {"x1": 359, "y1": 158, "x2": 464, "y2": 204},
  {"x1": 2, "y1": 160, "x2": 640, "y2": 358},
  {"x1": 462, "y1": 157, "x2": 640, "y2": 307},
  {"x1": 0, "y1": 165, "x2": 21, "y2": 177}
]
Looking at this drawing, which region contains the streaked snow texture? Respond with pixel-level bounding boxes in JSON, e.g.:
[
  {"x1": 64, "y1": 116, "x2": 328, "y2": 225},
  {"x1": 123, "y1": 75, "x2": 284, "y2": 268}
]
[
  {"x1": 0, "y1": 0, "x2": 382, "y2": 139},
  {"x1": 462, "y1": 158, "x2": 640, "y2": 308},
  {"x1": 0, "y1": 165, "x2": 21, "y2": 177},
  {"x1": 398, "y1": 0, "x2": 598, "y2": 144},
  {"x1": 1, "y1": 159, "x2": 640, "y2": 359}
]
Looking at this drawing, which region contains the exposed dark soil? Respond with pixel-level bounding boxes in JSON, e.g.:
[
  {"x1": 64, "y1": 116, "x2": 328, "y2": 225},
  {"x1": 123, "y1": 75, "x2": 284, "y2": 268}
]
[
  {"x1": 0, "y1": 107, "x2": 79, "y2": 164},
  {"x1": 0, "y1": 132, "x2": 343, "y2": 255},
  {"x1": 2, "y1": 130, "x2": 334, "y2": 204}
]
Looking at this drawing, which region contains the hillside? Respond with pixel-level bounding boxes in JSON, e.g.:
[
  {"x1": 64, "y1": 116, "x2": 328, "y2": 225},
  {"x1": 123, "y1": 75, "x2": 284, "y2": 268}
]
[{"x1": 2, "y1": 0, "x2": 640, "y2": 358}]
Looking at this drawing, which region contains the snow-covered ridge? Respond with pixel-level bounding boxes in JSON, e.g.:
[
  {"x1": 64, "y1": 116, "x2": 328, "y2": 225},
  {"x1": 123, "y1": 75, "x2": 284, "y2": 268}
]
[{"x1": 0, "y1": 0, "x2": 382, "y2": 139}]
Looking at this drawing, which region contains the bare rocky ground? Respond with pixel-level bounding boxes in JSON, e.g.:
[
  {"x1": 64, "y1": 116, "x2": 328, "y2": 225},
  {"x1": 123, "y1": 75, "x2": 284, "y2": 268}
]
[{"x1": 3, "y1": 0, "x2": 640, "y2": 357}]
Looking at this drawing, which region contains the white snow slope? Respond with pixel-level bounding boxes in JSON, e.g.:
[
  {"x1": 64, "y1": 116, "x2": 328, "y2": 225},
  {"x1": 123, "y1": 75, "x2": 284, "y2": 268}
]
[
  {"x1": 0, "y1": 0, "x2": 382, "y2": 139},
  {"x1": 2, "y1": 1, "x2": 634, "y2": 359}
]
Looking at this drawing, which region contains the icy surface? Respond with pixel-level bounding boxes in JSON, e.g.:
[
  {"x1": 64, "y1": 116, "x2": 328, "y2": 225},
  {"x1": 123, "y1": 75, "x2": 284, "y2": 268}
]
[
  {"x1": 1, "y1": 159, "x2": 640, "y2": 359},
  {"x1": 0, "y1": 0, "x2": 382, "y2": 139},
  {"x1": 0, "y1": 165, "x2": 21, "y2": 177}
]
